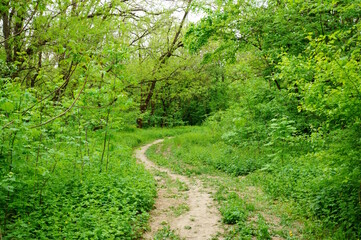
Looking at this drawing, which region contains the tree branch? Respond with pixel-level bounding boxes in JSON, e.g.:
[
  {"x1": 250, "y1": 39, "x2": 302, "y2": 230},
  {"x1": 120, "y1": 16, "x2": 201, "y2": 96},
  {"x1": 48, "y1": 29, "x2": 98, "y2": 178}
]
[{"x1": 31, "y1": 76, "x2": 88, "y2": 128}]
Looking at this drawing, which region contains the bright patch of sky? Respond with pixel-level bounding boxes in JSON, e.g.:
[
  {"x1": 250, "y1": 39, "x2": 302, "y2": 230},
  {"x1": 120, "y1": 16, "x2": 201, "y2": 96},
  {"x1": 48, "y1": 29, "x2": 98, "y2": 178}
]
[{"x1": 153, "y1": 0, "x2": 205, "y2": 22}]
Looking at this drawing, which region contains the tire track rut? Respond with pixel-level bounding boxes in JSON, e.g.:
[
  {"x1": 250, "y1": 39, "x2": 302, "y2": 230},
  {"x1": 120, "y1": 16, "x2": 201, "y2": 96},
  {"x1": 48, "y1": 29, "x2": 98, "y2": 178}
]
[{"x1": 136, "y1": 139, "x2": 223, "y2": 239}]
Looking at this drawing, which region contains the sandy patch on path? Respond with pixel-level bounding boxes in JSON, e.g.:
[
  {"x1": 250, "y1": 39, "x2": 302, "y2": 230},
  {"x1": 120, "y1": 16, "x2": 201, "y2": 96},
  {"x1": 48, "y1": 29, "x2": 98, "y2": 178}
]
[{"x1": 136, "y1": 139, "x2": 223, "y2": 239}]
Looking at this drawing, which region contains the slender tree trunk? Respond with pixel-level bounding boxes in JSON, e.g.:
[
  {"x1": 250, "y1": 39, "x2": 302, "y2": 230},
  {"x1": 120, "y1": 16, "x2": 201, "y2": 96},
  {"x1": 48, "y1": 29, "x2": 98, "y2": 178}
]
[
  {"x1": 52, "y1": 61, "x2": 75, "y2": 102},
  {"x1": 31, "y1": 51, "x2": 42, "y2": 87},
  {"x1": 34, "y1": 104, "x2": 43, "y2": 192},
  {"x1": 9, "y1": 132, "x2": 18, "y2": 171},
  {"x1": 2, "y1": 9, "x2": 12, "y2": 63},
  {"x1": 0, "y1": 132, "x2": 5, "y2": 156},
  {"x1": 106, "y1": 138, "x2": 110, "y2": 172},
  {"x1": 85, "y1": 127, "x2": 90, "y2": 158},
  {"x1": 83, "y1": 126, "x2": 90, "y2": 173},
  {"x1": 77, "y1": 109, "x2": 83, "y2": 159},
  {"x1": 34, "y1": 130, "x2": 42, "y2": 191},
  {"x1": 274, "y1": 79, "x2": 281, "y2": 90},
  {"x1": 99, "y1": 109, "x2": 110, "y2": 173},
  {"x1": 137, "y1": 40, "x2": 143, "y2": 128},
  {"x1": 13, "y1": 13, "x2": 24, "y2": 63}
]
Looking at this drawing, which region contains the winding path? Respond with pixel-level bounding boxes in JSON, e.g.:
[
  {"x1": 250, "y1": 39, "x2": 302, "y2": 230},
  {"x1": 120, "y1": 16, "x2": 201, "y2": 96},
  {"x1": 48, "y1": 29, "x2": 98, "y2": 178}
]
[{"x1": 136, "y1": 139, "x2": 223, "y2": 239}]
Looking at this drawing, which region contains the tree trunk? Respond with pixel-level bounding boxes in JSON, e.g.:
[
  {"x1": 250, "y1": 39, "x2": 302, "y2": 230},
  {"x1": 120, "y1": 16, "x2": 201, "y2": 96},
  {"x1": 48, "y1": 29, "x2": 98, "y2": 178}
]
[
  {"x1": 2, "y1": 10, "x2": 12, "y2": 63},
  {"x1": 99, "y1": 109, "x2": 110, "y2": 173},
  {"x1": 13, "y1": 13, "x2": 24, "y2": 63},
  {"x1": 136, "y1": 0, "x2": 192, "y2": 128},
  {"x1": 52, "y1": 61, "x2": 75, "y2": 102}
]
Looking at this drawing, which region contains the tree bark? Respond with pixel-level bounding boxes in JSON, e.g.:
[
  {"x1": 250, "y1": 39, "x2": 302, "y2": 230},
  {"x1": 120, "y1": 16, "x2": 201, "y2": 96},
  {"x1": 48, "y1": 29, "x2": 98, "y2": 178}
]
[
  {"x1": 52, "y1": 61, "x2": 76, "y2": 102},
  {"x1": 2, "y1": 9, "x2": 12, "y2": 63},
  {"x1": 13, "y1": 12, "x2": 24, "y2": 63}
]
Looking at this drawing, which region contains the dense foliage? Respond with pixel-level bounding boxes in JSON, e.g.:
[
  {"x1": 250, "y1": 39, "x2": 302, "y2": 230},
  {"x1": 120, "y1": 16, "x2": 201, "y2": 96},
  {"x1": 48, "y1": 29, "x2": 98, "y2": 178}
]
[
  {"x1": 183, "y1": 0, "x2": 361, "y2": 238},
  {"x1": 0, "y1": 0, "x2": 200, "y2": 237},
  {"x1": 1, "y1": 0, "x2": 360, "y2": 238}
]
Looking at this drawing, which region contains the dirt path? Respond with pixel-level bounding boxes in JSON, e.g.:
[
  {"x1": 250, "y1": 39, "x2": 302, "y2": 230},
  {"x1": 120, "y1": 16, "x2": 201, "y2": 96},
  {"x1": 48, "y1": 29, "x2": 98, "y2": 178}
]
[{"x1": 136, "y1": 139, "x2": 223, "y2": 239}]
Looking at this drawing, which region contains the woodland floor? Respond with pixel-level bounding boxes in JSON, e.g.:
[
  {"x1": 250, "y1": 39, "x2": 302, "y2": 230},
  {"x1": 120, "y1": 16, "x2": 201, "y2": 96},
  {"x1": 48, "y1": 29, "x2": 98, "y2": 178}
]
[
  {"x1": 136, "y1": 139, "x2": 304, "y2": 240},
  {"x1": 136, "y1": 139, "x2": 223, "y2": 239}
]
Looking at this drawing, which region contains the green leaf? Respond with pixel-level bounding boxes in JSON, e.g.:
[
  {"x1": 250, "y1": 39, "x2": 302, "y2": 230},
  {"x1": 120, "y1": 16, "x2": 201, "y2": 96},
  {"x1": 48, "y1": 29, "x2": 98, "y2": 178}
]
[{"x1": 1, "y1": 101, "x2": 15, "y2": 112}]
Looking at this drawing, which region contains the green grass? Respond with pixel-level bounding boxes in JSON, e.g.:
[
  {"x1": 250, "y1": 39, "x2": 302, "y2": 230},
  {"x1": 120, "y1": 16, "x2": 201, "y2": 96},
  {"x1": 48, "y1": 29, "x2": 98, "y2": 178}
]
[
  {"x1": 154, "y1": 225, "x2": 183, "y2": 240},
  {"x1": 170, "y1": 203, "x2": 190, "y2": 217},
  {"x1": 145, "y1": 126, "x2": 360, "y2": 239},
  {"x1": 147, "y1": 127, "x2": 269, "y2": 177}
]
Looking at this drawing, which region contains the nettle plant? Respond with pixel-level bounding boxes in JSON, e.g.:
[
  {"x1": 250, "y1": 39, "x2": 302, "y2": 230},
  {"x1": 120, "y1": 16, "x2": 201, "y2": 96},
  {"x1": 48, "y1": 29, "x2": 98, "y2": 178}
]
[{"x1": 266, "y1": 116, "x2": 297, "y2": 164}]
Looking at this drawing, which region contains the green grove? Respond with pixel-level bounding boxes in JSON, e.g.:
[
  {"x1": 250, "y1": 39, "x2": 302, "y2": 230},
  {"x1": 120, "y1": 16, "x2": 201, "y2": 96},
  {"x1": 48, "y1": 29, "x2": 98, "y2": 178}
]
[{"x1": 1, "y1": 0, "x2": 360, "y2": 239}]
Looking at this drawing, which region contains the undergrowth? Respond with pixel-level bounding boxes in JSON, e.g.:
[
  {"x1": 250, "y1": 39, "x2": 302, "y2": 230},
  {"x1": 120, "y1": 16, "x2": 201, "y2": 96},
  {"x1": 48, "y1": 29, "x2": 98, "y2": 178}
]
[
  {"x1": 147, "y1": 126, "x2": 361, "y2": 239},
  {"x1": 0, "y1": 126, "x2": 190, "y2": 238}
]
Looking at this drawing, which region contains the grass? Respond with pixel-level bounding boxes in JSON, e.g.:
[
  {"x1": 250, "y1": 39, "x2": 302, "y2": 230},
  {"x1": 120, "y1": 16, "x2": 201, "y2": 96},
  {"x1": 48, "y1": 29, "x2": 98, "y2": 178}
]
[
  {"x1": 145, "y1": 127, "x2": 336, "y2": 239},
  {"x1": 170, "y1": 203, "x2": 190, "y2": 217},
  {"x1": 154, "y1": 225, "x2": 183, "y2": 240}
]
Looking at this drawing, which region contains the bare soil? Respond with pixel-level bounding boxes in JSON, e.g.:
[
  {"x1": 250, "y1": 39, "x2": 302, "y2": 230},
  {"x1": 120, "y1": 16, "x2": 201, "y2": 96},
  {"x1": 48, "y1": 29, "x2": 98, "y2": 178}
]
[{"x1": 136, "y1": 139, "x2": 223, "y2": 239}]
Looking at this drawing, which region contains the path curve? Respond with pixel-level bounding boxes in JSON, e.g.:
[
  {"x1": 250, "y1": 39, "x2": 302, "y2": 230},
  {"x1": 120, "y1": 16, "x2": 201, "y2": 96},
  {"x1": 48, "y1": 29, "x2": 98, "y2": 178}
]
[{"x1": 136, "y1": 139, "x2": 223, "y2": 239}]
